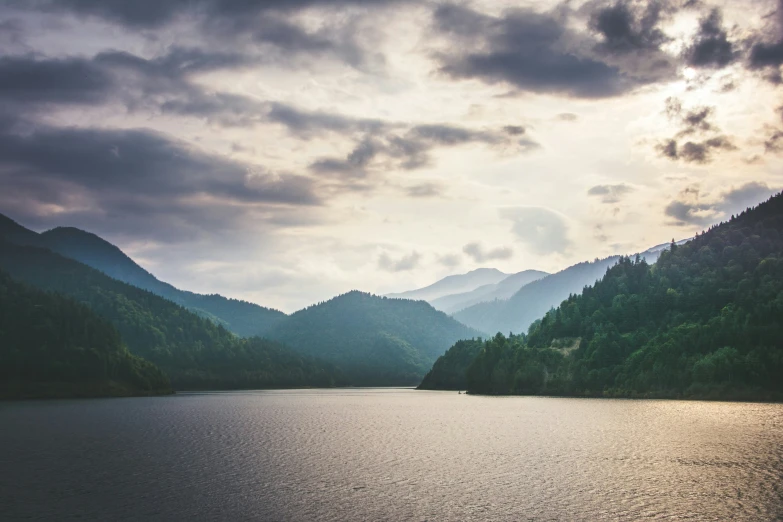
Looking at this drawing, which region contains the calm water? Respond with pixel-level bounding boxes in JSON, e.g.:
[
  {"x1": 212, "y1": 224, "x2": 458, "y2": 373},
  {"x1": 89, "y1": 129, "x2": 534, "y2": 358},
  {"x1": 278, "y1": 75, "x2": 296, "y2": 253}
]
[{"x1": 1, "y1": 389, "x2": 781, "y2": 521}]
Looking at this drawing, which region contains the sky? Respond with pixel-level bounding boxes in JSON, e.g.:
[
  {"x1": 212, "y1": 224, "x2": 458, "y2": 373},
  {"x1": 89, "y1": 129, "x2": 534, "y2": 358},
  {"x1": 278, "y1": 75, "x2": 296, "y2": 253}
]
[{"x1": 1, "y1": 0, "x2": 782, "y2": 312}]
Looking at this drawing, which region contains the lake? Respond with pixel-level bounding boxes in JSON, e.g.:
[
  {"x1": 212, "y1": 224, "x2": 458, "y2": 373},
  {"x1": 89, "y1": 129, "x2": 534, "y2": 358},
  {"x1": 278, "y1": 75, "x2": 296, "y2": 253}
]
[{"x1": 1, "y1": 389, "x2": 781, "y2": 521}]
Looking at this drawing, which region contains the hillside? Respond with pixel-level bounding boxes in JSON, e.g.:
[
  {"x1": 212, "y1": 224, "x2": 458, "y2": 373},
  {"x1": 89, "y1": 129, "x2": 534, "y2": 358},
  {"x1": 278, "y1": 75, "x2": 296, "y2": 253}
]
[
  {"x1": 457, "y1": 193, "x2": 783, "y2": 400},
  {"x1": 0, "y1": 242, "x2": 345, "y2": 390},
  {"x1": 265, "y1": 291, "x2": 482, "y2": 385},
  {"x1": 429, "y1": 269, "x2": 549, "y2": 313},
  {"x1": 0, "y1": 270, "x2": 171, "y2": 399},
  {"x1": 0, "y1": 215, "x2": 286, "y2": 337},
  {"x1": 385, "y1": 268, "x2": 509, "y2": 302},
  {"x1": 453, "y1": 243, "x2": 675, "y2": 336},
  {"x1": 417, "y1": 339, "x2": 484, "y2": 391}
]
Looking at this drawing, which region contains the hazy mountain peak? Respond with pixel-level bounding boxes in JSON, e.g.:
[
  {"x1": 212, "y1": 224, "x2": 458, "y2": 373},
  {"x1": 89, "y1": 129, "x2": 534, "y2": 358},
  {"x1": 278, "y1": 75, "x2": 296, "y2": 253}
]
[{"x1": 385, "y1": 267, "x2": 510, "y2": 302}]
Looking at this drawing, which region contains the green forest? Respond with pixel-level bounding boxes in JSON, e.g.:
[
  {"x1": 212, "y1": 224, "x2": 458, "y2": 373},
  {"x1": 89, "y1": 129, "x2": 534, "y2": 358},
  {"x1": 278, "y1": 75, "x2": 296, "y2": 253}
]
[
  {"x1": 418, "y1": 339, "x2": 484, "y2": 391},
  {"x1": 0, "y1": 216, "x2": 286, "y2": 337},
  {"x1": 0, "y1": 241, "x2": 345, "y2": 392},
  {"x1": 425, "y1": 193, "x2": 783, "y2": 401},
  {"x1": 266, "y1": 290, "x2": 483, "y2": 385},
  {"x1": 0, "y1": 270, "x2": 171, "y2": 399}
]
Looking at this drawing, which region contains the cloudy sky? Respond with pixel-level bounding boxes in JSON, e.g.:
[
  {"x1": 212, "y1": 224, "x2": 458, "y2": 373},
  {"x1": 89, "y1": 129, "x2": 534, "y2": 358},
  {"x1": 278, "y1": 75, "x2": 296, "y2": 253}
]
[{"x1": 1, "y1": 0, "x2": 782, "y2": 312}]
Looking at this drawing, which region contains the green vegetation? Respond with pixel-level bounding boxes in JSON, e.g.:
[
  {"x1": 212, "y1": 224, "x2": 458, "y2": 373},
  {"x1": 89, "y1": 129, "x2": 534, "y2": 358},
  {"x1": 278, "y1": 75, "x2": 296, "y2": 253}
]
[
  {"x1": 266, "y1": 291, "x2": 483, "y2": 385},
  {"x1": 453, "y1": 256, "x2": 627, "y2": 336},
  {"x1": 0, "y1": 216, "x2": 286, "y2": 337},
  {"x1": 0, "y1": 242, "x2": 345, "y2": 390},
  {"x1": 417, "y1": 339, "x2": 484, "y2": 390},
  {"x1": 0, "y1": 270, "x2": 171, "y2": 399},
  {"x1": 427, "y1": 193, "x2": 783, "y2": 401}
]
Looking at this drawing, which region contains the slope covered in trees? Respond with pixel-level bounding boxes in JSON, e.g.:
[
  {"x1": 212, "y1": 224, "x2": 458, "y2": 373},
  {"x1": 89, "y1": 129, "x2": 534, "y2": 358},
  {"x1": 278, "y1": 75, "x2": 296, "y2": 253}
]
[
  {"x1": 266, "y1": 291, "x2": 483, "y2": 385},
  {"x1": 417, "y1": 339, "x2": 483, "y2": 390},
  {"x1": 453, "y1": 243, "x2": 675, "y2": 336},
  {"x1": 0, "y1": 215, "x2": 286, "y2": 337},
  {"x1": 445, "y1": 193, "x2": 783, "y2": 400},
  {"x1": 0, "y1": 242, "x2": 344, "y2": 390},
  {"x1": 0, "y1": 270, "x2": 171, "y2": 399}
]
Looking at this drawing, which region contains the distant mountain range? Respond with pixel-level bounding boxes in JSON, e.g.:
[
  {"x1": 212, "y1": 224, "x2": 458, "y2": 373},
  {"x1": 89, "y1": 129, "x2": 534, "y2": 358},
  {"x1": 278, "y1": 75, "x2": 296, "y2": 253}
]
[
  {"x1": 453, "y1": 242, "x2": 683, "y2": 336},
  {"x1": 429, "y1": 269, "x2": 549, "y2": 314},
  {"x1": 0, "y1": 240, "x2": 345, "y2": 391},
  {"x1": 0, "y1": 212, "x2": 484, "y2": 393},
  {"x1": 385, "y1": 268, "x2": 510, "y2": 302},
  {"x1": 422, "y1": 192, "x2": 783, "y2": 401},
  {"x1": 0, "y1": 215, "x2": 285, "y2": 338}
]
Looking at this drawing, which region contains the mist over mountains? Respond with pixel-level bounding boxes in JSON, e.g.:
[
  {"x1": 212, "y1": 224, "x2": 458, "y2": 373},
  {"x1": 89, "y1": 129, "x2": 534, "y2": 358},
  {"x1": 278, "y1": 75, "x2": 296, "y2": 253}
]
[
  {"x1": 0, "y1": 213, "x2": 481, "y2": 393},
  {"x1": 0, "y1": 195, "x2": 772, "y2": 402},
  {"x1": 422, "y1": 192, "x2": 783, "y2": 401}
]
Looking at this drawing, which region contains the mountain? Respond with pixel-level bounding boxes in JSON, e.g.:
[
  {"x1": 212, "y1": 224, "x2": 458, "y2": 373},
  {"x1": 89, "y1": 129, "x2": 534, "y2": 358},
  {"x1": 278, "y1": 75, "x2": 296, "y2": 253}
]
[
  {"x1": 0, "y1": 241, "x2": 345, "y2": 390},
  {"x1": 429, "y1": 269, "x2": 549, "y2": 313},
  {"x1": 448, "y1": 192, "x2": 783, "y2": 400},
  {"x1": 385, "y1": 268, "x2": 509, "y2": 302},
  {"x1": 265, "y1": 291, "x2": 483, "y2": 385},
  {"x1": 0, "y1": 214, "x2": 286, "y2": 337},
  {"x1": 417, "y1": 339, "x2": 483, "y2": 391},
  {"x1": 453, "y1": 243, "x2": 677, "y2": 336},
  {"x1": 0, "y1": 270, "x2": 172, "y2": 399}
]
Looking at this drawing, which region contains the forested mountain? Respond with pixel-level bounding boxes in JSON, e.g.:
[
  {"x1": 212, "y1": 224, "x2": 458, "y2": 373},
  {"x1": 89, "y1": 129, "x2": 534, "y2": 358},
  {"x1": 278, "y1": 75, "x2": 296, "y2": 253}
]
[
  {"x1": 0, "y1": 214, "x2": 286, "y2": 337},
  {"x1": 0, "y1": 270, "x2": 171, "y2": 399},
  {"x1": 453, "y1": 243, "x2": 675, "y2": 336},
  {"x1": 429, "y1": 269, "x2": 549, "y2": 314},
  {"x1": 0, "y1": 242, "x2": 345, "y2": 390},
  {"x1": 417, "y1": 339, "x2": 484, "y2": 391},
  {"x1": 265, "y1": 291, "x2": 483, "y2": 385},
  {"x1": 433, "y1": 193, "x2": 783, "y2": 400},
  {"x1": 386, "y1": 268, "x2": 509, "y2": 302}
]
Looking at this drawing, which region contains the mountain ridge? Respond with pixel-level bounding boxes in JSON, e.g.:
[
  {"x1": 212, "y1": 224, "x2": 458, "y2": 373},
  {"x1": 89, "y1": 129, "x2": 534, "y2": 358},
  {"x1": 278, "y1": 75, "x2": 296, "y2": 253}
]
[
  {"x1": 429, "y1": 269, "x2": 549, "y2": 314},
  {"x1": 385, "y1": 268, "x2": 509, "y2": 302},
  {"x1": 0, "y1": 214, "x2": 286, "y2": 337},
  {"x1": 265, "y1": 290, "x2": 484, "y2": 385}
]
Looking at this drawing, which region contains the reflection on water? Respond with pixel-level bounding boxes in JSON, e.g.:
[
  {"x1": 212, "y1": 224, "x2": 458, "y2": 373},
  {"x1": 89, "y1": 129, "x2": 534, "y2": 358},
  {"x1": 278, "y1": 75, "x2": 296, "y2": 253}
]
[{"x1": 1, "y1": 389, "x2": 781, "y2": 521}]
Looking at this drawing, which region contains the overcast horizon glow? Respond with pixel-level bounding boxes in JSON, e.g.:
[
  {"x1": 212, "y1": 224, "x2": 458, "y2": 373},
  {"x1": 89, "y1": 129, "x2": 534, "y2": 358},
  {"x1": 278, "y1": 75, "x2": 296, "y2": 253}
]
[{"x1": 2, "y1": 0, "x2": 782, "y2": 312}]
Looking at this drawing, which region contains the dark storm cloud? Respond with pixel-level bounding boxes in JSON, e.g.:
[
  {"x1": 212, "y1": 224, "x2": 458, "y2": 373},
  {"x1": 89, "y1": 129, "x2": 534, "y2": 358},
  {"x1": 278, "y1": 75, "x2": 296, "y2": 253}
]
[
  {"x1": 11, "y1": 0, "x2": 397, "y2": 69},
  {"x1": 16, "y1": 0, "x2": 405, "y2": 29},
  {"x1": 264, "y1": 103, "x2": 389, "y2": 137},
  {"x1": 310, "y1": 138, "x2": 381, "y2": 177},
  {"x1": 0, "y1": 50, "x2": 388, "y2": 135},
  {"x1": 0, "y1": 48, "x2": 262, "y2": 115},
  {"x1": 589, "y1": 0, "x2": 670, "y2": 54},
  {"x1": 308, "y1": 123, "x2": 540, "y2": 179},
  {"x1": 431, "y1": 2, "x2": 678, "y2": 98},
  {"x1": 656, "y1": 97, "x2": 735, "y2": 163},
  {"x1": 0, "y1": 55, "x2": 112, "y2": 105},
  {"x1": 587, "y1": 183, "x2": 634, "y2": 203},
  {"x1": 765, "y1": 127, "x2": 783, "y2": 152},
  {"x1": 685, "y1": 8, "x2": 737, "y2": 68},
  {"x1": 746, "y1": 0, "x2": 783, "y2": 82},
  {"x1": 665, "y1": 182, "x2": 778, "y2": 225},
  {"x1": 0, "y1": 123, "x2": 318, "y2": 205},
  {"x1": 657, "y1": 136, "x2": 736, "y2": 163},
  {"x1": 0, "y1": 119, "x2": 321, "y2": 240},
  {"x1": 432, "y1": 4, "x2": 628, "y2": 98}
]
